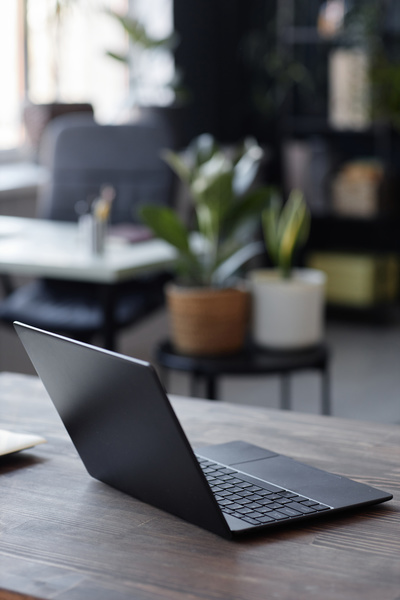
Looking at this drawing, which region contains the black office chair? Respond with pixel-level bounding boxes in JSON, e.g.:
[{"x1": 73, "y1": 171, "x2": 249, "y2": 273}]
[{"x1": 0, "y1": 112, "x2": 176, "y2": 349}]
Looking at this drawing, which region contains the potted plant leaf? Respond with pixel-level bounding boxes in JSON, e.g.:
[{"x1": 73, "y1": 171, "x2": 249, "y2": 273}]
[
  {"x1": 105, "y1": 7, "x2": 187, "y2": 130},
  {"x1": 140, "y1": 133, "x2": 271, "y2": 355},
  {"x1": 248, "y1": 189, "x2": 326, "y2": 350}
]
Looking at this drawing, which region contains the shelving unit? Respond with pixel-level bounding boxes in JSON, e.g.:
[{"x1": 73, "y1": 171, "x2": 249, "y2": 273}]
[{"x1": 275, "y1": 0, "x2": 400, "y2": 315}]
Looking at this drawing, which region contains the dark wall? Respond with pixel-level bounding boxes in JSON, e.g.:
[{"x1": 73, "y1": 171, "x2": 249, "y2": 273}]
[{"x1": 173, "y1": 0, "x2": 266, "y2": 144}]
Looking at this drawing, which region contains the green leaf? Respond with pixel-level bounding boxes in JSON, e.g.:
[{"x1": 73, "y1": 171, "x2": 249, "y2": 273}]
[
  {"x1": 140, "y1": 206, "x2": 191, "y2": 254},
  {"x1": 211, "y1": 240, "x2": 265, "y2": 286},
  {"x1": 223, "y1": 185, "x2": 275, "y2": 239},
  {"x1": 161, "y1": 149, "x2": 192, "y2": 184},
  {"x1": 189, "y1": 133, "x2": 218, "y2": 168},
  {"x1": 262, "y1": 189, "x2": 310, "y2": 277},
  {"x1": 232, "y1": 140, "x2": 264, "y2": 196},
  {"x1": 262, "y1": 193, "x2": 282, "y2": 266},
  {"x1": 106, "y1": 51, "x2": 129, "y2": 64},
  {"x1": 192, "y1": 169, "x2": 234, "y2": 243},
  {"x1": 106, "y1": 10, "x2": 176, "y2": 50}
]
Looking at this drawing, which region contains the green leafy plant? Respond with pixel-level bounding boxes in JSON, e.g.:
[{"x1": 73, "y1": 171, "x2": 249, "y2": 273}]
[
  {"x1": 105, "y1": 10, "x2": 177, "y2": 63},
  {"x1": 262, "y1": 189, "x2": 310, "y2": 279},
  {"x1": 141, "y1": 134, "x2": 273, "y2": 287},
  {"x1": 105, "y1": 9, "x2": 185, "y2": 103}
]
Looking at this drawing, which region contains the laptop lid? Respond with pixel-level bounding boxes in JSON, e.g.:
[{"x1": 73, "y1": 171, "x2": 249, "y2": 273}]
[{"x1": 14, "y1": 321, "x2": 231, "y2": 539}]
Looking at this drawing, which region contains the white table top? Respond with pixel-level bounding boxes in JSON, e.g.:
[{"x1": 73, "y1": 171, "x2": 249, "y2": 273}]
[{"x1": 0, "y1": 216, "x2": 178, "y2": 283}]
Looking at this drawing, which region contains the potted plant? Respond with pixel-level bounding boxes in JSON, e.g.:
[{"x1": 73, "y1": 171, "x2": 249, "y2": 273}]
[
  {"x1": 248, "y1": 189, "x2": 326, "y2": 350},
  {"x1": 140, "y1": 133, "x2": 271, "y2": 355}
]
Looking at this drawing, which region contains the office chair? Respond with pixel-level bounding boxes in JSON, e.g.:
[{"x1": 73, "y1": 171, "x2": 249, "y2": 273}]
[{"x1": 0, "y1": 113, "x2": 176, "y2": 350}]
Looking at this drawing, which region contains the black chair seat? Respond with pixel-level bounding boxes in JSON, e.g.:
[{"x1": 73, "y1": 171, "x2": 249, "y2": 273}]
[{"x1": 0, "y1": 274, "x2": 170, "y2": 340}]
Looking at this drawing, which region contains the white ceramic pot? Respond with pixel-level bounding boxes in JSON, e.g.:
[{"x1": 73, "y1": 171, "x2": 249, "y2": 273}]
[{"x1": 248, "y1": 269, "x2": 326, "y2": 350}]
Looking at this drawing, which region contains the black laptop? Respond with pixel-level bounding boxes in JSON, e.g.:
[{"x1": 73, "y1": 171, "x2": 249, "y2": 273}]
[{"x1": 14, "y1": 321, "x2": 392, "y2": 539}]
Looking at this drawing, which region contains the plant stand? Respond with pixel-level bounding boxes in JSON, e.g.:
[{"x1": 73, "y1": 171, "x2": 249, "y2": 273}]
[{"x1": 154, "y1": 339, "x2": 331, "y2": 415}]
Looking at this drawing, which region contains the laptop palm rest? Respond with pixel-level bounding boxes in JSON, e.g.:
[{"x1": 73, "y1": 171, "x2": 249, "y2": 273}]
[{"x1": 197, "y1": 440, "x2": 391, "y2": 509}]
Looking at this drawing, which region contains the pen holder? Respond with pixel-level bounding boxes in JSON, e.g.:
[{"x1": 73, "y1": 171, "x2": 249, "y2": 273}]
[
  {"x1": 79, "y1": 214, "x2": 107, "y2": 255},
  {"x1": 91, "y1": 216, "x2": 107, "y2": 255}
]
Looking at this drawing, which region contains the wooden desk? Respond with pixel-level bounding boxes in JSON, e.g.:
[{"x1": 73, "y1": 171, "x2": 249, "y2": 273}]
[
  {"x1": 0, "y1": 372, "x2": 398, "y2": 600},
  {"x1": 0, "y1": 216, "x2": 177, "y2": 348}
]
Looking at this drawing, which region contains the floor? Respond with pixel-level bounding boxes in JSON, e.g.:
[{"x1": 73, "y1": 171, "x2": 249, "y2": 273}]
[{"x1": 2, "y1": 308, "x2": 399, "y2": 425}]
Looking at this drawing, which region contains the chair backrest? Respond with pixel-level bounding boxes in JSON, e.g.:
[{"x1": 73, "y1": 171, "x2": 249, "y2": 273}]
[{"x1": 37, "y1": 113, "x2": 176, "y2": 224}]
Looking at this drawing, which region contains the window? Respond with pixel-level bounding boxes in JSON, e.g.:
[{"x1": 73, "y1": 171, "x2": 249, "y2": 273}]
[
  {"x1": 0, "y1": 0, "x2": 173, "y2": 153},
  {"x1": 26, "y1": 0, "x2": 129, "y2": 120},
  {"x1": 0, "y1": 0, "x2": 25, "y2": 150}
]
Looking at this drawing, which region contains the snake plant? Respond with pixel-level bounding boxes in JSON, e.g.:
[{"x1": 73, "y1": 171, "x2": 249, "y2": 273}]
[{"x1": 262, "y1": 189, "x2": 310, "y2": 279}]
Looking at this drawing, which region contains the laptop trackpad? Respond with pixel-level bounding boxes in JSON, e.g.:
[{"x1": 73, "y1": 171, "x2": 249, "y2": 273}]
[
  {"x1": 196, "y1": 440, "x2": 278, "y2": 464},
  {"x1": 238, "y1": 455, "x2": 380, "y2": 508}
]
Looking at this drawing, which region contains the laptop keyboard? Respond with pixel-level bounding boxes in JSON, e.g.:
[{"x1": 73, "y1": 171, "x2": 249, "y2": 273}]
[{"x1": 197, "y1": 456, "x2": 331, "y2": 527}]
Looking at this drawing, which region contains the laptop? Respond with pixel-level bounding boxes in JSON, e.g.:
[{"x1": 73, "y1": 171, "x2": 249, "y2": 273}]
[{"x1": 14, "y1": 321, "x2": 392, "y2": 539}]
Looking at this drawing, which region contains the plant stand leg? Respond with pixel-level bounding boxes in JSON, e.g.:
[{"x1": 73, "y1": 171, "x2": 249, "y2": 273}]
[
  {"x1": 189, "y1": 373, "x2": 218, "y2": 400},
  {"x1": 206, "y1": 376, "x2": 218, "y2": 400}
]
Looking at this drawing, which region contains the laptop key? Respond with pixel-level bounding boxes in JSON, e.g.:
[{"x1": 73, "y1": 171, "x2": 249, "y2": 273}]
[
  {"x1": 236, "y1": 507, "x2": 254, "y2": 515},
  {"x1": 228, "y1": 503, "x2": 243, "y2": 510},
  {"x1": 246, "y1": 485, "x2": 263, "y2": 492},
  {"x1": 258, "y1": 514, "x2": 275, "y2": 523},
  {"x1": 217, "y1": 490, "x2": 235, "y2": 497},
  {"x1": 262, "y1": 501, "x2": 282, "y2": 509},
  {"x1": 236, "y1": 481, "x2": 253, "y2": 489},
  {"x1": 275, "y1": 506, "x2": 302, "y2": 517},
  {"x1": 287, "y1": 502, "x2": 317, "y2": 514},
  {"x1": 257, "y1": 505, "x2": 273, "y2": 513},
  {"x1": 218, "y1": 468, "x2": 236, "y2": 475},
  {"x1": 236, "y1": 490, "x2": 254, "y2": 498},
  {"x1": 247, "y1": 502, "x2": 263, "y2": 510},
  {"x1": 241, "y1": 517, "x2": 260, "y2": 525},
  {"x1": 277, "y1": 497, "x2": 292, "y2": 505},
  {"x1": 266, "y1": 511, "x2": 289, "y2": 521},
  {"x1": 278, "y1": 491, "x2": 299, "y2": 499},
  {"x1": 314, "y1": 504, "x2": 330, "y2": 511},
  {"x1": 218, "y1": 499, "x2": 234, "y2": 506},
  {"x1": 217, "y1": 483, "x2": 235, "y2": 490},
  {"x1": 300, "y1": 500, "x2": 329, "y2": 510},
  {"x1": 267, "y1": 494, "x2": 283, "y2": 501},
  {"x1": 246, "y1": 512, "x2": 263, "y2": 519}
]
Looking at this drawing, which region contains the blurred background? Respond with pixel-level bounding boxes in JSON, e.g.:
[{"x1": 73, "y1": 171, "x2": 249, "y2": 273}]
[{"x1": 1, "y1": 0, "x2": 400, "y2": 424}]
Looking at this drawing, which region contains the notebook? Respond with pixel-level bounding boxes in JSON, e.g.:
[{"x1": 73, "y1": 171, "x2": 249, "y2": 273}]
[
  {"x1": 14, "y1": 321, "x2": 392, "y2": 539},
  {"x1": 0, "y1": 429, "x2": 46, "y2": 456}
]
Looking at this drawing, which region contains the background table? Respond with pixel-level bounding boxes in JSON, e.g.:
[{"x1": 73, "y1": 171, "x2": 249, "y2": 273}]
[
  {"x1": 0, "y1": 372, "x2": 398, "y2": 600},
  {"x1": 0, "y1": 216, "x2": 177, "y2": 349}
]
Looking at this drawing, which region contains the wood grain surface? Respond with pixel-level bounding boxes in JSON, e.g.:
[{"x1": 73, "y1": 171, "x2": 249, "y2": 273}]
[{"x1": 0, "y1": 372, "x2": 398, "y2": 600}]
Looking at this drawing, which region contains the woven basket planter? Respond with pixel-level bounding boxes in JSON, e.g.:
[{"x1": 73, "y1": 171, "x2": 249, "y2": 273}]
[{"x1": 166, "y1": 284, "x2": 250, "y2": 356}]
